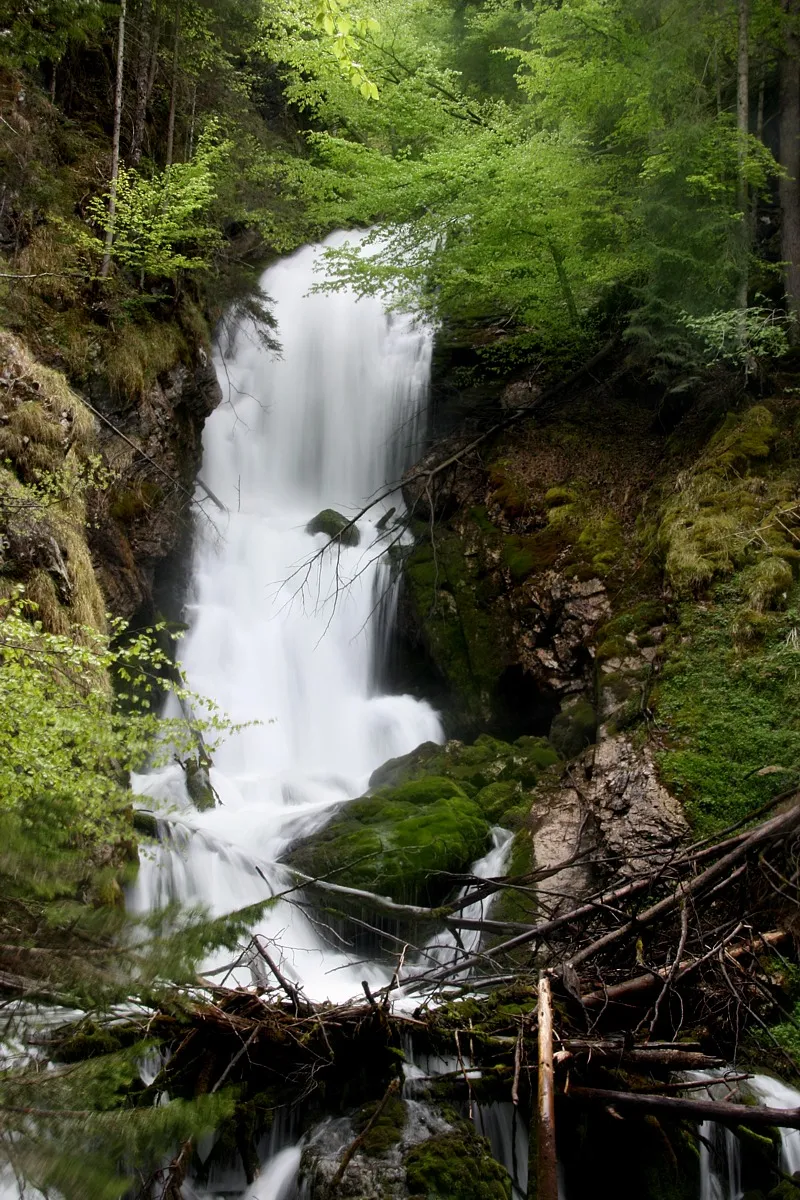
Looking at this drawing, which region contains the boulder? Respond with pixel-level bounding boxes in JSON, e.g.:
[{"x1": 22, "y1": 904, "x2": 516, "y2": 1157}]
[
  {"x1": 284, "y1": 776, "x2": 490, "y2": 907},
  {"x1": 549, "y1": 699, "x2": 597, "y2": 759},
  {"x1": 306, "y1": 508, "x2": 360, "y2": 547},
  {"x1": 185, "y1": 757, "x2": 216, "y2": 811}
]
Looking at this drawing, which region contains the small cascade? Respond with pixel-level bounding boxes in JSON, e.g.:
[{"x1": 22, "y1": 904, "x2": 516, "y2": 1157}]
[
  {"x1": 692, "y1": 1071, "x2": 800, "y2": 1199},
  {"x1": 473, "y1": 1102, "x2": 529, "y2": 1200},
  {"x1": 748, "y1": 1074, "x2": 800, "y2": 1176},
  {"x1": 419, "y1": 828, "x2": 513, "y2": 971}
]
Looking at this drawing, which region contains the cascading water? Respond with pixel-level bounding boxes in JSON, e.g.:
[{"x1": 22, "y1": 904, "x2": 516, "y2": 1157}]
[
  {"x1": 691, "y1": 1072, "x2": 800, "y2": 1199},
  {"x1": 130, "y1": 231, "x2": 443, "y2": 1004}
]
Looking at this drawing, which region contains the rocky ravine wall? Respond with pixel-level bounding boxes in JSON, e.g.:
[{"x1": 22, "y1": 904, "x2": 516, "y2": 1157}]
[
  {"x1": 0, "y1": 329, "x2": 220, "y2": 634},
  {"x1": 387, "y1": 360, "x2": 800, "y2": 923}
]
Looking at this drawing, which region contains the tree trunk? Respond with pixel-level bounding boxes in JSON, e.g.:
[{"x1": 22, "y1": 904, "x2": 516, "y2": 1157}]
[
  {"x1": 780, "y1": 0, "x2": 800, "y2": 332},
  {"x1": 567, "y1": 1086, "x2": 800, "y2": 1130},
  {"x1": 101, "y1": 0, "x2": 127, "y2": 279},
  {"x1": 130, "y1": 0, "x2": 152, "y2": 165},
  {"x1": 165, "y1": 0, "x2": 181, "y2": 167},
  {"x1": 737, "y1": 0, "x2": 750, "y2": 313},
  {"x1": 535, "y1": 975, "x2": 558, "y2": 1200}
]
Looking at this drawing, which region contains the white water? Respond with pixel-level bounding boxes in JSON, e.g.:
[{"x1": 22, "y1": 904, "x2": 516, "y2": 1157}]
[
  {"x1": 691, "y1": 1071, "x2": 800, "y2": 1198},
  {"x1": 131, "y1": 230, "x2": 443, "y2": 1002}
]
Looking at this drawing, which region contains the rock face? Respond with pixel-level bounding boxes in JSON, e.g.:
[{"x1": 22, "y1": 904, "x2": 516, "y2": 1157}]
[
  {"x1": 401, "y1": 520, "x2": 611, "y2": 738},
  {"x1": 307, "y1": 508, "x2": 361, "y2": 547},
  {"x1": 88, "y1": 351, "x2": 222, "y2": 621},
  {"x1": 299, "y1": 1098, "x2": 512, "y2": 1200}
]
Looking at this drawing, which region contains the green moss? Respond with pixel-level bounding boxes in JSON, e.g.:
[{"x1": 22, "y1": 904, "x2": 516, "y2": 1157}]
[
  {"x1": 549, "y1": 700, "x2": 597, "y2": 759},
  {"x1": 488, "y1": 459, "x2": 530, "y2": 518},
  {"x1": 368, "y1": 734, "x2": 556, "y2": 802},
  {"x1": 474, "y1": 780, "x2": 522, "y2": 823},
  {"x1": 743, "y1": 557, "x2": 794, "y2": 612},
  {"x1": 513, "y1": 736, "x2": 560, "y2": 769},
  {"x1": 109, "y1": 481, "x2": 163, "y2": 523},
  {"x1": 355, "y1": 1094, "x2": 407, "y2": 1157},
  {"x1": 654, "y1": 579, "x2": 800, "y2": 834},
  {"x1": 405, "y1": 532, "x2": 509, "y2": 730},
  {"x1": 55, "y1": 1022, "x2": 124, "y2": 1062},
  {"x1": 575, "y1": 512, "x2": 625, "y2": 576},
  {"x1": 285, "y1": 777, "x2": 491, "y2": 905},
  {"x1": 545, "y1": 485, "x2": 578, "y2": 507},
  {"x1": 404, "y1": 1130, "x2": 512, "y2": 1200},
  {"x1": 306, "y1": 508, "x2": 360, "y2": 547},
  {"x1": 658, "y1": 404, "x2": 800, "y2": 600}
]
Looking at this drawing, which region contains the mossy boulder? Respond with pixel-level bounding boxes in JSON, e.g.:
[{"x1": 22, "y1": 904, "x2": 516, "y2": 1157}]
[
  {"x1": 285, "y1": 777, "x2": 491, "y2": 906},
  {"x1": 404, "y1": 1130, "x2": 512, "y2": 1200},
  {"x1": 549, "y1": 700, "x2": 597, "y2": 759},
  {"x1": 368, "y1": 733, "x2": 559, "y2": 822},
  {"x1": 306, "y1": 508, "x2": 360, "y2": 547}
]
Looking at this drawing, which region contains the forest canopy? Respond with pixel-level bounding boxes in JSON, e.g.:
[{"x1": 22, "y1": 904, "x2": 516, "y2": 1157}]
[{"x1": 2, "y1": 0, "x2": 798, "y2": 378}]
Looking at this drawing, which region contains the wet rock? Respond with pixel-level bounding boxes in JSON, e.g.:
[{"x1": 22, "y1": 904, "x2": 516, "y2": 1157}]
[
  {"x1": 570, "y1": 736, "x2": 688, "y2": 875},
  {"x1": 307, "y1": 508, "x2": 360, "y2": 547},
  {"x1": 185, "y1": 757, "x2": 217, "y2": 811},
  {"x1": 300, "y1": 1098, "x2": 453, "y2": 1199}
]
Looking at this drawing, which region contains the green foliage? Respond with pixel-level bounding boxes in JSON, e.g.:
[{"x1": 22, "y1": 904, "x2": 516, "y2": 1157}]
[
  {"x1": 84, "y1": 127, "x2": 231, "y2": 282},
  {"x1": 0, "y1": 589, "x2": 234, "y2": 845},
  {"x1": 681, "y1": 306, "x2": 790, "y2": 375},
  {"x1": 0, "y1": 0, "x2": 107, "y2": 68}
]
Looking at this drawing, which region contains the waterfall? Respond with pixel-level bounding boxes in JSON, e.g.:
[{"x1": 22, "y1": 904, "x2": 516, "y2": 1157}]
[{"x1": 130, "y1": 230, "x2": 442, "y2": 1004}]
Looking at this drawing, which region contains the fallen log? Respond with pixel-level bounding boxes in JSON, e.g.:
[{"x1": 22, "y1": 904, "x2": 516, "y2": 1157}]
[
  {"x1": 561, "y1": 1042, "x2": 723, "y2": 1070},
  {"x1": 569, "y1": 805, "x2": 800, "y2": 970},
  {"x1": 566, "y1": 1085, "x2": 800, "y2": 1129},
  {"x1": 579, "y1": 929, "x2": 788, "y2": 1007}
]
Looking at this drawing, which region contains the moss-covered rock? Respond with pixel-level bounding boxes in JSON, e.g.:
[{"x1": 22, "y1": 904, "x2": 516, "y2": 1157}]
[
  {"x1": 404, "y1": 1130, "x2": 512, "y2": 1200},
  {"x1": 306, "y1": 508, "x2": 360, "y2": 547},
  {"x1": 549, "y1": 700, "x2": 597, "y2": 759},
  {"x1": 658, "y1": 404, "x2": 800, "y2": 600},
  {"x1": 368, "y1": 733, "x2": 559, "y2": 818},
  {"x1": 285, "y1": 777, "x2": 491, "y2": 906},
  {"x1": 354, "y1": 1094, "x2": 407, "y2": 1157}
]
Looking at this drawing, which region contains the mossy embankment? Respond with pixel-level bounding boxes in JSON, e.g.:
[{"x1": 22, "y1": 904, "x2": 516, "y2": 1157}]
[{"x1": 399, "y1": 367, "x2": 800, "y2": 845}]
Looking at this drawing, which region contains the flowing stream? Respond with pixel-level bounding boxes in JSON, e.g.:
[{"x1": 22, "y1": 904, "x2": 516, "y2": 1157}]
[{"x1": 692, "y1": 1072, "x2": 800, "y2": 1199}]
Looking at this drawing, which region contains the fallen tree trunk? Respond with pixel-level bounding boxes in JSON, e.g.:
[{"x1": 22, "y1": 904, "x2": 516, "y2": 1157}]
[
  {"x1": 569, "y1": 804, "x2": 800, "y2": 970},
  {"x1": 566, "y1": 1085, "x2": 800, "y2": 1130},
  {"x1": 579, "y1": 929, "x2": 788, "y2": 1007}
]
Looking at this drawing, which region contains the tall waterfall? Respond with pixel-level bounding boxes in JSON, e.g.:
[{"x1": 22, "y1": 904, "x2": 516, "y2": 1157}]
[{"x1": 130, "y1": 231, "x2": 443, "y2": 1002}]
